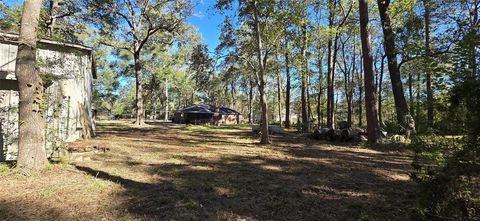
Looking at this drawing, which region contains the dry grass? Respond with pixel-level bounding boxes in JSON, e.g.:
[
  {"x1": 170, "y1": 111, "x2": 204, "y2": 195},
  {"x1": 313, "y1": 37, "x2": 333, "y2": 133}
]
[{"x1": 0, "y1": 120, "x2": 415, "y2": 221}]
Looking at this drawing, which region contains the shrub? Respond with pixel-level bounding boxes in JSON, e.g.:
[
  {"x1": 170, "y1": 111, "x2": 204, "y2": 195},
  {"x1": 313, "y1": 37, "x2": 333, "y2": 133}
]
[{"x1": 410, "y1": 135, "x2": 479, "y2": 220}]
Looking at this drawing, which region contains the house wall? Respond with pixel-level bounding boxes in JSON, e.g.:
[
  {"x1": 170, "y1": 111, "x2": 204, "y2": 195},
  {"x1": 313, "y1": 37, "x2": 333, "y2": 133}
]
[
  {"x1": 223, "y1": 114, "x2": 241, "y2": 125},
  {"x1": 0, "y1": 40, "x2": 95, "y2": 161}
]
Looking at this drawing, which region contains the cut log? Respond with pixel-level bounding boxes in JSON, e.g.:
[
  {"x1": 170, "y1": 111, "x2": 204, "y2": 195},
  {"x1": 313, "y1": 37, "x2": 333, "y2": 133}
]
[
  {"x1": 356, "y1": 135, "x2": 368, "y2": 142},
  {"x1": 312, "y1": 126, "x2": 369, "y2": 142},
  {"x1": 312, "y1": 128, "x2": 330, "y2": 140},
  {"x1": 341, "y1": 128, "x2": 354, "y2": 142},
  {"x1": 338, "y1": 121, "x2": 352, "y2": 130}
]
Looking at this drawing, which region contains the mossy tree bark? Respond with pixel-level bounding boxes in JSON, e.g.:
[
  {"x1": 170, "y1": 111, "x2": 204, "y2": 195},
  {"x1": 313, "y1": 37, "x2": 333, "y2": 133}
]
[{"x1": 16, "y1": 0, "x2": 48, "y2": 170}]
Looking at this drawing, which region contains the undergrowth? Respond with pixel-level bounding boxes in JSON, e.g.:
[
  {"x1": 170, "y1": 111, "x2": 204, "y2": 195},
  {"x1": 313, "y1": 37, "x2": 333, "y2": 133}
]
[{"x1": 410, "y1": 134, "x2": 479, "y2": 220}]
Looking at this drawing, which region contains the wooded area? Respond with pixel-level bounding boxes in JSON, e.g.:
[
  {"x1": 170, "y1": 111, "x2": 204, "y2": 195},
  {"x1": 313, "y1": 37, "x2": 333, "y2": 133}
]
[{"x1": 0, "y1": 0, "x2": 479, "y2": 220}]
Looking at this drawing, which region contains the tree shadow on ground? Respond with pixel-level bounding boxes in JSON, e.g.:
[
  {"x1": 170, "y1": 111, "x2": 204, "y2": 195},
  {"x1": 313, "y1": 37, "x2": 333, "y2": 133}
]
[
  {"x1": 74, "y1": 148, "x2": 415, "y2": 220},
  {"x1": 44, "y1": 122, "x2": 417, "y2": 220},
  {"x1": 0, "y1": 200, "x2": 75, "y2": 221}
]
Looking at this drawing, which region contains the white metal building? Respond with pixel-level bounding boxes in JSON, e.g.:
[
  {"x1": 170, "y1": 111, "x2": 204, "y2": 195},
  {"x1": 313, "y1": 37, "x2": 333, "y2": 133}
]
[{"x1": 0, "y1": 32, "x2": 96, "y2": 161}]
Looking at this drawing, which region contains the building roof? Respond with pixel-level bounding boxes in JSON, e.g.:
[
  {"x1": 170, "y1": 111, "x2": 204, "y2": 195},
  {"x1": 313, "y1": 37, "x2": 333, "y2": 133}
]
[
  {"x1": 179, "y1": 104, "x2": 242, "y2": 115},
  {"x1": 0, "y1": 31, "x2": 93, "y2": 52},
  {"x1": 0, "y1": 31, "x2": 97, "y2": 79}
]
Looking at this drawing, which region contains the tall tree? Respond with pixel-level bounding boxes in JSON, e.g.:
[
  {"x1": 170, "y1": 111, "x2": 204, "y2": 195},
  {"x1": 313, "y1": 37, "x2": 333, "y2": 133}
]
[
  {"x1": 359, "y1": 0, "x2": 379, "y2": 142},
  {"x1": 325, "y1": 0, "x2": 352, "y2": 128},
  {"x1": 252, "y1": 0, "x2": 270, "y2": 143},
  {"x1": 423, "y1": 0, "x2": 434, "y2": 128},
  {"x1": 326, "y1": 0, "x2": 337, "y2": 128},
  {"x1": 357, "y1": 51, "x2": 364, "y2": 127},
  {"x1": 15, "y1": 0, "x2": 48, "y2": 170},
  {"x1": 338, "y1": 36, "x2": 356, "y2": 126},
  {"x1": 378, "y1": 54, "x2": 385, "y2": 125},
  {"x1": 275, "y1": 52, "x2": 283, "y2": 127},
  {"x1": 300, "y1": 19, "x2": 309, "y2": 132},
  {"x1": 284, "y1": 32, "x2": 292, "y2": 128},
  {"x1": 87, "y1": 0, "x2": 191, "y2": 125},
  {"x1": 377, "y1": 0, "x2": 412, "y2": 129},
  {"x1": 216, "y1": 0, "x2": 275, "y2": 143}
]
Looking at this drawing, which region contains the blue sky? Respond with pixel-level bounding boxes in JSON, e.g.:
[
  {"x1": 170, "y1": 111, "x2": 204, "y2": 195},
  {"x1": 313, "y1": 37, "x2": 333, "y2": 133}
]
[
  {"x1": 4, "y1": 0, "x2": 223, "y2": 51},
  {"x1": 187, "y1": 0, "x2": 223, "y2": 52}
]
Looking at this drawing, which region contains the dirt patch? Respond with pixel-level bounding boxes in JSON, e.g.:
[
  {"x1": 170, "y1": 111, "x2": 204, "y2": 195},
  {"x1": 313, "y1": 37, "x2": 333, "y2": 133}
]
[{"x1": 0, "y1": 121, "x2": 415, "y2": 220}]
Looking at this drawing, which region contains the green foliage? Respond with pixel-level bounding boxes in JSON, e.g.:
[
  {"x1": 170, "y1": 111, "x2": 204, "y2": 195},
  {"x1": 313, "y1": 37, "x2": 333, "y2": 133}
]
[
  {"x1": 0, "y1": 163, "x2": 10, "y2": 174},
  {"x1": 382, "y1": 120, "x2": 401, "y2": 135},
  {"x1": 410, "y1": 18, "x2": 480, "y2": 218},
  {"x1": 110, "y1": 80, "x2": 136, "y2": 117},
  {"x1": 0, "y1": 2, "x2": 21, "y2": 32},
  {"x1": 411, "y1": 134, "x2": 479, "y2": 220}
]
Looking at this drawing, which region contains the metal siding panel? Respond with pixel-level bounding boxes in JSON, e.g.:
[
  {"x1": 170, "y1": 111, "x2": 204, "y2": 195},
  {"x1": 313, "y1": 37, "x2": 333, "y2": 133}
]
[{"x1": 0, "y1": 41, "x2": 95, "y2": 161}]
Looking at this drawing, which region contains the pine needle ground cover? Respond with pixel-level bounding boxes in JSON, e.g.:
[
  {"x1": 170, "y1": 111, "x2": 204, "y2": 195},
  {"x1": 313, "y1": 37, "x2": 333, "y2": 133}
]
[{"x1": 0, "y1": 121, "x2": 414, "y2": 220}]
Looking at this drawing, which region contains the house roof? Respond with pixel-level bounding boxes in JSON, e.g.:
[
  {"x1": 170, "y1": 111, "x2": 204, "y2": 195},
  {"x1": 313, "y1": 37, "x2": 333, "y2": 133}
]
[{"x1": 179, "y1": 104, "x2": 242, "y2": 115}]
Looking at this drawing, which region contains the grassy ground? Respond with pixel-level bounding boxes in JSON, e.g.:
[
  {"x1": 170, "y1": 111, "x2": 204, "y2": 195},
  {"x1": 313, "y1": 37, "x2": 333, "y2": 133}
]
[{"x1": 0, "y1": 121, "x2": 415, "y2": 221}]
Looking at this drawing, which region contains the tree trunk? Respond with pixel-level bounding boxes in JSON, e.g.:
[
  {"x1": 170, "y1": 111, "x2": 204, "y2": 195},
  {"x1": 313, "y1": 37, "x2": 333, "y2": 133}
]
[
  {"x1": 301, "y1": 21, "x2": 309, "y2": 132},
  {"x1": 359, "y1": 0, "x2": 379, "y2": 143},
  {"x1": 349, "y1": 42, "x2": 356, "y2": 126},
  {"x1": 317, "y1": 53, "x2": 323, "y2": 127},
  {"x1": 248, "y1": 78, "x2": 254, "y2": 123},
  {"x1": 408, "y1": 71, "x2": 414, "y2": 119},
  {"x1": 231, "y1": 82, "x2": 236, "y2": 108},
  {"x1": 134, "y1": 52, "x2": 145, "y2": 125},
  {"x1": 416, "y1": 71, "x2": 421, "y2": 130},
  {"x1": 378, "y1": 55, "x2": 384, "y2": 125},
  {"x1": 164, "y1": 78, "x2": 168, "y2": 121},
  {"x1": 284, "y1": 34, "x2": 291, "y2": 129},
  {"x1": 326, "y1": 0, "x2": 336, "y2": 129},
  {"x1": 377, "y1": 0, "x2": 411, "y2": 128},
  {"x1": 276, "y1": 56, "x2": 283, "y2": 127},
  {"x1": 253, "y1": 0, "x2": 269, "y2": 144},
  {"x1": 327, "y1": 46, "x2": 334, "y2": 127},
  {"x1": 16, "y1": 0, "x2": 48, "y2": 170},
  {"x1": 46, "y1": 0, "x2": 59, "y2": 38},
  {"x1": 341, "y1": 39, "x2": 355, "y2": 126},
  {"x1": 358, "y1": 53, "x2": 363, "y2": 127},
  {"x1": 424, "y1": 0, "x2": 434, "y2": 128},
  {"x1": 307, "y1": 74, "x2": 312, "y2": 124},
  {"x1": 466, "y1": 2, "x2": 478, "y2": 78}
]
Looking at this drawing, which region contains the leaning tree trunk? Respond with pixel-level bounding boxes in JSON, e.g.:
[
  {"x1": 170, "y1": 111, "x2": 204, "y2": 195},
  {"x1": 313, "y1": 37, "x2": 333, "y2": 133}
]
[
  {"x1": 16, "y1": 0, "x2": 48, "y2": 170},
  {"x1": 377, "y1": 0, "x2": 411, "y2": 128},
  {"x1": 359, "y1": 0, "x2": 379, "y2": 143},
  {"x1": 134, "y1": 52, "x2": 145, "y2": 125}
]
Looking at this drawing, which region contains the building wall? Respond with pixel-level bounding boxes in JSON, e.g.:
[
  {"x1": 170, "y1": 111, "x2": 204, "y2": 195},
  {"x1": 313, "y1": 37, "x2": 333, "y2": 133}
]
[{"x1": 0, "y1": 41, "x2": 95, "y2": 161}]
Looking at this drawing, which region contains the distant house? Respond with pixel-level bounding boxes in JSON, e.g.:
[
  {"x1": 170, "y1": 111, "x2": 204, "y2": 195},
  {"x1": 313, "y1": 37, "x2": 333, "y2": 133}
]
[
  {"x1": 173, "y1": 104, "x2": 242, "y2": 125},
  {"x1": 0, "y1": 32, "x2": 96, "y2": 161}
]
